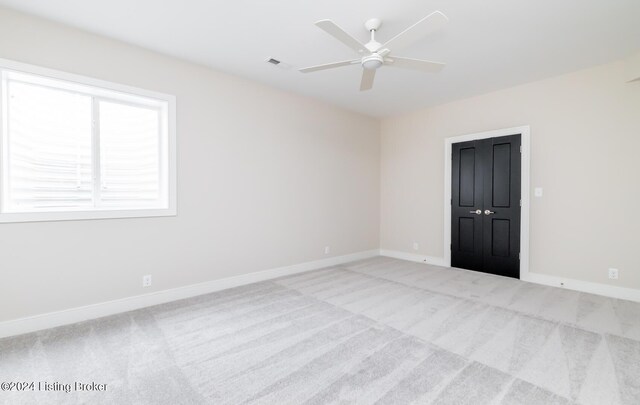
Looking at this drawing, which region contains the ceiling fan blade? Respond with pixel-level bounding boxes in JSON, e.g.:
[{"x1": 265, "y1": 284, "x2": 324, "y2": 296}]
[
  {"x1": 299, "y1": 59, "x2": 359, "y2": 73},
  {"x1": 315, "y1": 20, "x2": 368, "y2": 54},
  {"x1": 385, "y1": 56, "x2": 445, "y2": 73},
  {"x1": 381, "y1": 11, "x2": 448, "y2": 52},
  {"x1": 360, "y1": 69, "x2": 376, "y2": 91}
]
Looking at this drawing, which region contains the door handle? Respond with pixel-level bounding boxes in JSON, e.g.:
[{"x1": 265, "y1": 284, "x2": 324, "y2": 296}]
[
  {"x1": 484, "y1": 210, "x2": 495, "y2": 215},
  {"x1": 469, "y1": 209, "x2": 482, "y2": 215}
]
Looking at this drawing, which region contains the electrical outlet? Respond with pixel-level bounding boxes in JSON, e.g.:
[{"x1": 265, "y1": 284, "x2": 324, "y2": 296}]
[
  {"x1": 324, "y1": 246, "x2": 331, "y2": 255},
  {"x1": 142, "y1": 274, "x2": 152, "y2": 287},
  {"x1": 608, "y1": 268, "x2": 619, "y2": 280},
  {"x1": 413, "y1": 242, "x2": 419, "y2": 251}
]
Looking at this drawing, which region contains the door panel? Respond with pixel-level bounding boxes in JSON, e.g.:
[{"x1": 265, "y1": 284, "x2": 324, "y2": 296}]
[
  {"x1": 451, "y1": 134, "x2": 521, "y2": 278},
  {"x1": 458, "y1": 218, "x2": 476, "y2": 253},
  {"x1": 492, "y1": 143, "x2": 511, "y2": 207},
  {"x1": 491, "y1": 219, "x2": 510, "y2": 257},
  {"x1": 459, "y1": 147, "x2": 476, "y2": 207},
  {"x1": 482, "y1": 135, "x2": 521, "y2": 277},
  {"x1": 451, "y1": 141, "x2": 484, "y2": 272}
]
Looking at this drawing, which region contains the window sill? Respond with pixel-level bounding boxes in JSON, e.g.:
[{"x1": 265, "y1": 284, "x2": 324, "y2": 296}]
[{"x1": 0, "y1": 207, "x2": 177, "y2": 224}]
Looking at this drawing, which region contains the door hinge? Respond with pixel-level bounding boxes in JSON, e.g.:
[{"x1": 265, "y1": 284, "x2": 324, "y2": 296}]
[
  {"x1": 518, "y1": 252, "x2": 521, "y2": 260},
  {"x1": 520, "y1": 145, "x2": 522, "y2": 153},
  {"x1": 520, "y1": 199, "x2": 522, "y2": 207},
  {"x1": 450, "y1": 243, "x2": 452, "y2": 250}
]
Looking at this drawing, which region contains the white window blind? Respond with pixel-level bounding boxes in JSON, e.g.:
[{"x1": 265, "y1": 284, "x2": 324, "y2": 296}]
[
  {"x1": 99, "y1": 101, "x2": 161, "y2": 207},
  {"x1": 0, "y1": 59, "x2": 175, "y2": 222},
  {"x1": 6, "y1": 81, "x2": 94, "y2": 210}
]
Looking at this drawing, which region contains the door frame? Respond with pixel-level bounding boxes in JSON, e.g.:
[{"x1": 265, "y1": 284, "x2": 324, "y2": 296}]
[{"x1": 444, "y1": 126, "x2": 530, "y2": 280}]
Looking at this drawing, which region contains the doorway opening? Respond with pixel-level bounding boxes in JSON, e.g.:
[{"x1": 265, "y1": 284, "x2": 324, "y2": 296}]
[{"x1": 444, "y1": 126, "x2": 530, "y2": 279}]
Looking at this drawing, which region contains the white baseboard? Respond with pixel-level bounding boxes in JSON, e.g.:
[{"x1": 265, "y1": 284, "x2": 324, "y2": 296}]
[
  {"x1": 380, "y1": 249, "x2": 640, "y2": 303},
  {"x1": 0, "y1": 249, "x2": 379, "y2": 339},
  {"x1": 379, "y1": 249, "x2": 446, "y2": 267},
  {"x1": 522, "y1": 272, "x2": 640, "y2": 303},
  {"x1": 5, "y1": 248, "x2": 637, "y2": 339}
]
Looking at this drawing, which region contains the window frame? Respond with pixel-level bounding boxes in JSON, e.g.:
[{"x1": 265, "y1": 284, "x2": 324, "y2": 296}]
[{"x1": 0, "y1": 58, "x2": 176, "y2": 223}]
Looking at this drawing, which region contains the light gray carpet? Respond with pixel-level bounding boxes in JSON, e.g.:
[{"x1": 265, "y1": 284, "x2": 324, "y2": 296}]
[{"x1": 1, "y1": 256, "x2": 640, "y2": 404}]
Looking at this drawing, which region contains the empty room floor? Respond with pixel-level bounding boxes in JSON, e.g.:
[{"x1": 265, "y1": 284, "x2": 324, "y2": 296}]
[{"x1": 1, "y1": 256, "x2": 639, "y2": 404}]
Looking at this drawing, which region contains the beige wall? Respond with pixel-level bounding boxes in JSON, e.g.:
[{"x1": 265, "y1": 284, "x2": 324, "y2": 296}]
[
  {"x1": 381, "y1": 59, "x2": 640, "y2": 289},
  {"x1": 0, "y1": 8, "x2": 380, "y2": 322},
  {"x1": 1, "y1": 6, "x2": 638, "y2": 324}
]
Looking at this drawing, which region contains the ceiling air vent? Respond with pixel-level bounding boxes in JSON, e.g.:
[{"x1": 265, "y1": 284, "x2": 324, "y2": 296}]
[{"x1": 267, "y1": 58, "x2": 281, "y2": 66}]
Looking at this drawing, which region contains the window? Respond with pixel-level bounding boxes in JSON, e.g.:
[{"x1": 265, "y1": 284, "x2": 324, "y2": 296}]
[{"x1": 0, "y1": 59, "x2": 176, "y2": 222}]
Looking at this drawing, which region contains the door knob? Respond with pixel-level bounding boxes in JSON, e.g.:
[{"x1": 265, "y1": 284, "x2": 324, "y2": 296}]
[
  {"x1": 484, "y1": 210, "x2": 495, "y2": 215},
  {"x1": 469, "y1": 209, "x2": 482, "y2": 215}
]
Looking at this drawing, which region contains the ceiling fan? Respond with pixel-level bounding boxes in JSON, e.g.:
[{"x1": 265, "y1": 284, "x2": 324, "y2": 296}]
[{"x1": 300, "y1": 11, "x2": 448, "y2": 91}]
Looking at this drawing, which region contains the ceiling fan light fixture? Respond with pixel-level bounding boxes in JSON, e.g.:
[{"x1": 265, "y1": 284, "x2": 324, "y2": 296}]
[
  {"x1": 362, "y1": 54, "x2": 384, "y2": 70},
  {"x1": 300, "y1": 11, "x2": 448, "y2": 90}
]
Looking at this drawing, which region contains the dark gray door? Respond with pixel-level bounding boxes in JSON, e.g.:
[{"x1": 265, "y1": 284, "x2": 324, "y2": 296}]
[{"x1": 451, "y1": 134, "x2": 521, "y2": 278}]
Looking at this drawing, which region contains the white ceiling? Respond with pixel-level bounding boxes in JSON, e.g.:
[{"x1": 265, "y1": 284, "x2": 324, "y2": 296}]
[{"x1": 1, "y1": 0, "x2": 639, "y2": 117}]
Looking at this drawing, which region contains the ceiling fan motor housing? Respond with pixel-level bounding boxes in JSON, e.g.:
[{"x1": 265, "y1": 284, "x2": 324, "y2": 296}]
[{"x1": 362, "y1": 53, "x2": 384, "y2": 70}]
